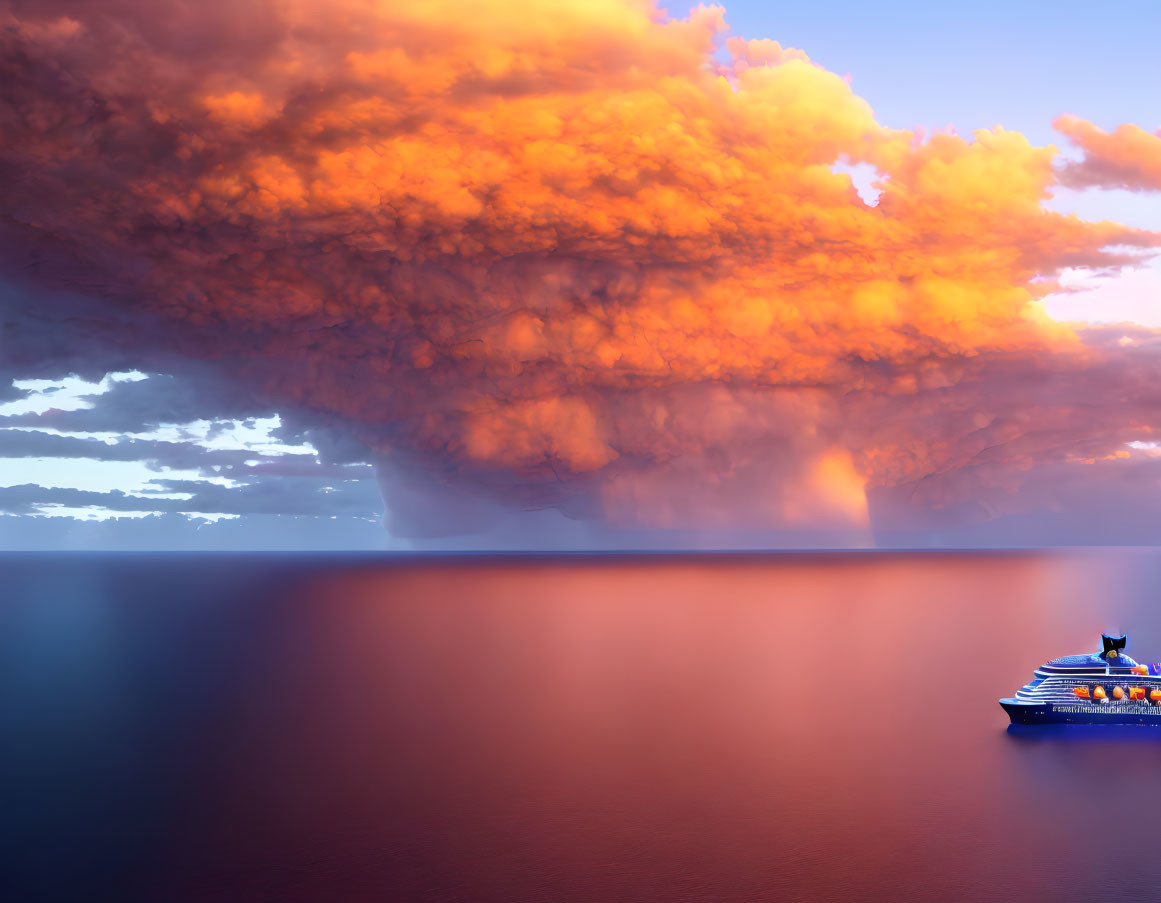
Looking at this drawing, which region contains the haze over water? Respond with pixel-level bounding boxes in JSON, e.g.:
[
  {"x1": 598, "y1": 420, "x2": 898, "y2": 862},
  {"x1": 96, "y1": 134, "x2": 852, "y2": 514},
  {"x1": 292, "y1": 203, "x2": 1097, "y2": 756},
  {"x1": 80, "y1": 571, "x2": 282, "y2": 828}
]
[{"x1": 5, "y1": 551, "x2": 1161, "y2": 901}]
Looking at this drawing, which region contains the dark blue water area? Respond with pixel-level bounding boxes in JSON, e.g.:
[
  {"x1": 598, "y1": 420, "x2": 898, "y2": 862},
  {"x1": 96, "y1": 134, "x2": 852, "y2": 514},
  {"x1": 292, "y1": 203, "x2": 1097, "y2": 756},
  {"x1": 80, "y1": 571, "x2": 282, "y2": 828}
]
[{"x1": 5, "y1": 550, "x2": 1161, "y2": 902}]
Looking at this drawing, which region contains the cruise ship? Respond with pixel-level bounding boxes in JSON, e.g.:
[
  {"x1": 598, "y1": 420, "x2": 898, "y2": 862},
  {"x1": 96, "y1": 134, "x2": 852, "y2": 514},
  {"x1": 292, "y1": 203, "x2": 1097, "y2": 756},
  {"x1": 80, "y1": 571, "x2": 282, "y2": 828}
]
[{"x1": 1000, "y1": 634, "x2": 1161, "y2": 725}]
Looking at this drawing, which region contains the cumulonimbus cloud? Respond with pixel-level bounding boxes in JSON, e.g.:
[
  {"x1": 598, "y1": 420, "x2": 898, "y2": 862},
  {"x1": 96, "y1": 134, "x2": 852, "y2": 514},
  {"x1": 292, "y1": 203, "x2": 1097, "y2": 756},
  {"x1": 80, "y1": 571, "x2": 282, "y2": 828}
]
[{"x1": 1, "y1": 0, "x2": 1160, "y2": 541}]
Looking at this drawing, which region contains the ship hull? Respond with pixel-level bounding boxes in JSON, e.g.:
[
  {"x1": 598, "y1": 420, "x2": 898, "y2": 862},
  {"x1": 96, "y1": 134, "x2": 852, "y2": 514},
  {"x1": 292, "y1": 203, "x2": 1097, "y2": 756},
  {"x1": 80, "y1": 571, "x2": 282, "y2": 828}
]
[{"x1": 1000, "y1": 698, "x2": 1161, "y2": 726}]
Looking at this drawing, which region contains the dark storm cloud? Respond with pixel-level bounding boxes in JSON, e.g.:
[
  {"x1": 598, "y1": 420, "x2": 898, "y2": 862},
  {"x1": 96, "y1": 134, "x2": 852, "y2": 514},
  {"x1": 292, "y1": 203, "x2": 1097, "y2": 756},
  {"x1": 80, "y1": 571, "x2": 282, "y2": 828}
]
[
  {"x1": 0, "y1": 473, "x2": 383, "y2": 518},
  {"x1": 872, "y1": 454, "x2": 1161, "y2": 547},
  {"x1": 0, "y1": 426, "x2": 374, "y2": 480},
  {"x1": 0, "y1": 372, "x2": 266, "y2": 434},
  {"x1": 0, "y1": 512, "x2": 390, "y2": 550},
  {"x1": 0, "y1": 381, "x2": 29, "y2": 403}
]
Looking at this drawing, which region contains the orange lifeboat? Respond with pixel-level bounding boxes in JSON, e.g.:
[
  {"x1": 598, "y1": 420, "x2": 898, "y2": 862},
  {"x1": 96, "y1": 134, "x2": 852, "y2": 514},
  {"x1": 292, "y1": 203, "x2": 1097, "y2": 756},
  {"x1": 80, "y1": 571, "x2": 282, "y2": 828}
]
[
  {"x1": 1130, "y1": 687, "x2": 1147, "y2": 701},
  {"x1": 1150, "y1": 689, "x2": 1161, "y2": 703},
  {"x1": 1113, "y1": 686, "x2": 1126, "y2": 700},
  {"x1": 1073, "y1": 686, "x2": 1090, "y2": 698},
  {"x1": 1133, "y1": 664, "x2": 1149, "y2": 675},
  {"x1": 1093, "y1": 686, "x2": 1107, "y2": 700}
]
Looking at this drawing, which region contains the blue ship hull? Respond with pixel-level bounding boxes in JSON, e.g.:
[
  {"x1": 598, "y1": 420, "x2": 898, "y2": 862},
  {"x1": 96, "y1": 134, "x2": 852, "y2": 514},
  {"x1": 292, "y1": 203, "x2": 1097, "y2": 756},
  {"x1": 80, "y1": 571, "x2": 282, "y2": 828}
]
[{"x1": 1001, "y1": 698, "x2": 1161, "y2": 726}]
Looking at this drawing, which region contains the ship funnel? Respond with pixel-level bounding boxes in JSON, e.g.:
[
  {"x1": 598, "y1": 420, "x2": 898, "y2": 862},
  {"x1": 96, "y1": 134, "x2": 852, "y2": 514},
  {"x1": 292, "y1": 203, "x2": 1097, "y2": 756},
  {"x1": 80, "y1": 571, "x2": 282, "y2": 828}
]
[{"x1": 1101, "y1": 634, "x2": 1128, "y2": 660}]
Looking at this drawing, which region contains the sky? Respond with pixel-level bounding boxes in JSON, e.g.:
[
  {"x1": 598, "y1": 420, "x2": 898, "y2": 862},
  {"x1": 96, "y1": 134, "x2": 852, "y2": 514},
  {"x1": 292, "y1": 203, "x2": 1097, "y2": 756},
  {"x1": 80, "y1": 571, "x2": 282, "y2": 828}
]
[{"x1": 0, "y1": 0, "x2": 1159, "y2": 549}]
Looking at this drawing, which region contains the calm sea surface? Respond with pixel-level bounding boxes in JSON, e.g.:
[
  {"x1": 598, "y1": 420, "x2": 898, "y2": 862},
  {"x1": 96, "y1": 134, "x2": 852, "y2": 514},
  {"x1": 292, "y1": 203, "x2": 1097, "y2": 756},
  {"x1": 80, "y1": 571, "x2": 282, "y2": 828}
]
[{"x1": 4, "y1": 551, "x2": 1161, "y2": 901}]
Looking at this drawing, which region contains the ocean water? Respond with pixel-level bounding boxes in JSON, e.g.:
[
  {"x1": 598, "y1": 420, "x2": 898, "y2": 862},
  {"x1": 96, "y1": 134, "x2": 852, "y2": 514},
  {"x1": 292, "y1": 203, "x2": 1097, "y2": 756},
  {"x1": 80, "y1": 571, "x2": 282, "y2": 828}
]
[{"x1": 4, "y1": 550, "x2": 1161, "y2": 902}]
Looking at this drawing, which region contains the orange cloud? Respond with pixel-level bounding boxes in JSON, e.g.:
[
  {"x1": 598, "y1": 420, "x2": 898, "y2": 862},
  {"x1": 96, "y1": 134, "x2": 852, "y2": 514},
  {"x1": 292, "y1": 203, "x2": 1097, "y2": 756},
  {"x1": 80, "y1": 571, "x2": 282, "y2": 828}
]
[
  {"x1": 1, "y1": 0, "x2": 1159, "y2": 539},
  {"x1": 1054, "y1": 115, "x2": 1161, "y2": 192}
]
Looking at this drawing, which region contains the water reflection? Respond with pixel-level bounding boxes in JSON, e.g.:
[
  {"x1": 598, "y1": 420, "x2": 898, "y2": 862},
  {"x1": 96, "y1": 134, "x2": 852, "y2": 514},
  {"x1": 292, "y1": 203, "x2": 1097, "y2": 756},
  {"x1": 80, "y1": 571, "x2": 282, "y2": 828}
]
[{"x1": 3, "y1": 550, "x2": 1161, "y2": 901}]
